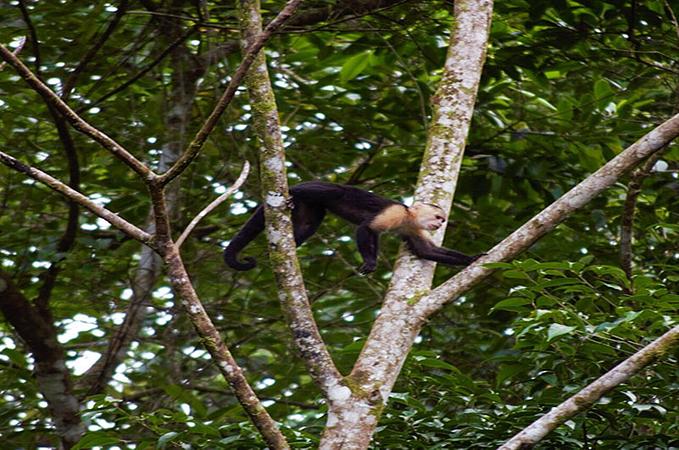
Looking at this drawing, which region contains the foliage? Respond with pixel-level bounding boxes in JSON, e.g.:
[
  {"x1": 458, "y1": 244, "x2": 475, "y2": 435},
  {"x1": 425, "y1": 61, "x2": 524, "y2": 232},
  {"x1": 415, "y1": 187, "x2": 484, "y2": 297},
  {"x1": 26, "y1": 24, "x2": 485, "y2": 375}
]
[{"x1": 0, "y1": 0, "x2": 677, "y2": 448}]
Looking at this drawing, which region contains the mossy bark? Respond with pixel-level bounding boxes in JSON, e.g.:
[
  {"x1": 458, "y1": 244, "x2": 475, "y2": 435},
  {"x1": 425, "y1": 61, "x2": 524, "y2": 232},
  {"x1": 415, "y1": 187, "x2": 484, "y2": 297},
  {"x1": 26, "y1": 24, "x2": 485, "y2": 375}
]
[{"x1": 237, "y1": 0, "x2": 342, "y2": 401}]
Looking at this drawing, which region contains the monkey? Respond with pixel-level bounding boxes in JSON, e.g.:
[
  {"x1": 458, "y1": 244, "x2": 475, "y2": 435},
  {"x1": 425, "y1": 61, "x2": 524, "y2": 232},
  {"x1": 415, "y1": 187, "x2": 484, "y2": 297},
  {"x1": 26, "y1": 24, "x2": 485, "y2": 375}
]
[{"x1": 223, "y1": 181, "x2": 483, "y2": 274}]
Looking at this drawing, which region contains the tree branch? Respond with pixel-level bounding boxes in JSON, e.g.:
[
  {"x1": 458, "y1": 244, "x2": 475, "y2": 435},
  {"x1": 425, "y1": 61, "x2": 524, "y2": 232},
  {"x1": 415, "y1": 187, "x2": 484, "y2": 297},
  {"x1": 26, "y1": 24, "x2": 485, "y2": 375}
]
[
  {"x1": 0, "y1": 44, "x2": 154, "y2": 179},
  {"x1": 0, "y1": 150, "x2": 152, "y2": 244},
  {"x1": 498, "y1": 325, "x2": 679, "y2": 450},
  {"x1": 0, "y1": 36, "x2": 25, "y2": 71},
  {"x1": 78, "y1": 25, "x2": 197, "y2": 114},
  {"x1": 158, "y1": 0, "x2": 304, "y2": 186},
  {"x1": 0, "y1": 271, "x2": 86, "y2": 447},
  {"x1": 176, "y1": 161, "x2": 250, "y2": 248},
  {"x1": 416, "y1": 112, "x2": 679, "y2": 319},
  {"x1": 238, "y1": 0, "x2": 342, "y2": 396},
  {"x1": 61, "y1": 0, "x2": 130, "y2": 98},
  {"x1": 321, "y1": 1, "x2": 494, "y2": 447},
  {"x1": 619, "y1": 151, "x2": 664, "y2": 284}
]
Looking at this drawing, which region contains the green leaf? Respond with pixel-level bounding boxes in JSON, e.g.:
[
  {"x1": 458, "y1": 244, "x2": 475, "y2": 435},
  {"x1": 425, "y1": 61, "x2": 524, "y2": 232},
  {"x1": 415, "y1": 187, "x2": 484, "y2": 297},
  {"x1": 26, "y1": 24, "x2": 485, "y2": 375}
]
[
  {"x1": 340, "y1": 52, "x2": 372, "y2": 82},
  {"x1": 157, "y1": 431, "x2": 180, "y2": 449},
  {"x1": 417, "y1": 358, "x2": 459, "y2": 371},
  {"x1": 71, "y1": 432, "x2": 120, "y2": 449},
  {"x1": 547, "y1": 324, "x2": 576, "y2": 342},
  {"x1": 491, "y1": 297, "x2": 533, "y2": 312}
]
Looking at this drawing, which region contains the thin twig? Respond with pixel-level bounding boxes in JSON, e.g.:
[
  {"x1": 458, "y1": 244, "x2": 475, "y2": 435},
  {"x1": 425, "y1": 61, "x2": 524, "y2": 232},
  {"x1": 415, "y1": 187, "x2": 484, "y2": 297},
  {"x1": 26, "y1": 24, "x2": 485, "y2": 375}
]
[
  {"x1": 158, "y1": 0, "x2": 304, "y2": 186},
  {"x1": 77, "y1": 25, "x2": 197, "y2": 113},
  {"x1": 619, "y1": 150, "x2": 665, "y2": 284},
  {"x1": 62, "y1": 0, "x2": 130, "y2": 98},
  {"x1": 176, "y1": 161, "x2": 250, "y2": 248},
  {"x1": 0, "y1": 44, "x2": 154, "y2": 179},
  {"x1": 0, "y1": 37, "x2": 25, "y2": 71},
  {"x1": 0, "y1": 150, "x2": 151, "y2": 244}
]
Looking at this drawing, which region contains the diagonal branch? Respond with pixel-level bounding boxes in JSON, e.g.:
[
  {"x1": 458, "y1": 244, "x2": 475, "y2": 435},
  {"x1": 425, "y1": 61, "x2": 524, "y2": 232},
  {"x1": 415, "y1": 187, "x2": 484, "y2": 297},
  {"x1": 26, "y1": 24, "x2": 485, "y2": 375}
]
[
  {"x1": 158, "y1": 0, "x2": 304, "y2": 187},
  {"x1": 619, "y1": 150, "x2": 665, "y2": 283},
  {"x1": 325, "y1": 2, "x2": 494, "y2": 447},
  {"x1": 0, "y1": 37, "x2": 25, "y2": 71},
  {"x1": 78, "y1": 25, "x2": 197, "y2": 114},
  {"x1": 176, "y1": 161, "x2": 250, "y2": 248},
  {"x1": 0, "y1": 44, "x2": 154, "y2": 179},
  {"x1": 61, "y1": 0, "x2": 130, "y2": 98},
  {"x1": 0, "y1": 150, "x2": 151, "y2": 244},
  {"x1": 238, "y1": 0, "x2": 342, "y2": 396},
  {"x1": 498, "y1": 325, "x2": 679, "y2": 450},
  {"x1": 415, "y1": 111, "x2": 679, "y2": 319}
]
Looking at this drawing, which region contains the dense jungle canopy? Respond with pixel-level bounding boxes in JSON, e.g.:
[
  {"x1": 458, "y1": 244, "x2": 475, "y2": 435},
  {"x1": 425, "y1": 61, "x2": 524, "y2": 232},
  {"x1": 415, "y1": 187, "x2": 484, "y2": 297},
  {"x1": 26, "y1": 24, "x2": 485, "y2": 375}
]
[{"x1": 0, "y1": 0, "x2": 677, "y2": 448}]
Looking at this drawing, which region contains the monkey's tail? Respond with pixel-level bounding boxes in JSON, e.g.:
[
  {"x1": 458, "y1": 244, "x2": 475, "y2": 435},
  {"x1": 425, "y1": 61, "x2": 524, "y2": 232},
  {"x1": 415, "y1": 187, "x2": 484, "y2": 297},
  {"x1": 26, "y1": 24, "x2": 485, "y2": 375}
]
[{"x1": 223, "y1": 205, "x2": 264, "y2": 271}]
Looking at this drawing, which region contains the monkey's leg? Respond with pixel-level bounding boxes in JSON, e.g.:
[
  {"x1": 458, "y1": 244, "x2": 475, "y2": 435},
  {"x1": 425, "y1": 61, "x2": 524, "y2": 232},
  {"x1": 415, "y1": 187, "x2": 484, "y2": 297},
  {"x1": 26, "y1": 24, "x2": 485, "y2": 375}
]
[
  {"x1": 356, "y1": 224, "x2": 379, "y2": 273},
  {"x1": 292, "y1": 203, "x2": 326, "y2": 246}
]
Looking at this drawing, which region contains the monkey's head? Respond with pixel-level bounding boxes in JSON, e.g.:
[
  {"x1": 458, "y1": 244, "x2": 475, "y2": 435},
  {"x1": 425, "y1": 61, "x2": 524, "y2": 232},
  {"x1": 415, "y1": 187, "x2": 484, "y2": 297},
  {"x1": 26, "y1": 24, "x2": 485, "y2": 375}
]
[{"x1": 409, "y1": 202, "x2": 446, "y2": 231}]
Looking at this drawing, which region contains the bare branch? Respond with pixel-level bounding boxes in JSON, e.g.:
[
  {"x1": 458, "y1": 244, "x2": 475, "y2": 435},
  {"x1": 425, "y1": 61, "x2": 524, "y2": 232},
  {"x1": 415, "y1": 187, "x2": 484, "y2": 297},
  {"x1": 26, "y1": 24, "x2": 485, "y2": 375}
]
[
  {"x1": 619, "y1": 151, "x2": 665, "y2": 283},
  {"x1": 0, "y1": 150, "x2": 152, "y2": 244},
  {"x1": 415, "y1": 112, "x2": 679, "y2": 319},
  {"x1": 176, "y1": 161, "x2": 250, "y2": 248},
  {"x1": 62, "y1": 0, "x2": 130, "y2": 98},
  {"x1": 0, "y1": 44, "x2": 154, "y2": 179},
  {"x1": 78, "y1": 25, "x2": 197, "y2": 114},
  {"x1": 498, "y1": 325, "x2": 679, "y2": 450},
  {"x1": 161, "y1": 246, "x2": 290, "y2": 449},
  {"x1": 323, "y1": 1, "x2": 494, "y2": 446},
  {"x1": 158, "y1": 0, "x2": 304, "y2": 187},
  {"x1": 0, "y1": 36, "x2": 25, "y2": 71}
]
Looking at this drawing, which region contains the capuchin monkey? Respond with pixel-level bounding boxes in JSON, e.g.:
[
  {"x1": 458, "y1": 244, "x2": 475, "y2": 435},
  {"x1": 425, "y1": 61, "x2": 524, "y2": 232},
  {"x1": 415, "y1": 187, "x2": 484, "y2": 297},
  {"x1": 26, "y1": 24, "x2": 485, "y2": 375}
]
[{"x1": 223, "y1": 181, "x2": 482, "y2": 274}]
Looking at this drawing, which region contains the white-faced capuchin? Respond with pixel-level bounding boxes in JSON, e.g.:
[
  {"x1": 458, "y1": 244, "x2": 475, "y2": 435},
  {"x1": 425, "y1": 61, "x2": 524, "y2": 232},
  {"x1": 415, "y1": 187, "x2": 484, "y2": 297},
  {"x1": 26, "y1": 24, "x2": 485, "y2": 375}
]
[{"x1": 223, "y1": 181, "x2": 483, "y2": 273}]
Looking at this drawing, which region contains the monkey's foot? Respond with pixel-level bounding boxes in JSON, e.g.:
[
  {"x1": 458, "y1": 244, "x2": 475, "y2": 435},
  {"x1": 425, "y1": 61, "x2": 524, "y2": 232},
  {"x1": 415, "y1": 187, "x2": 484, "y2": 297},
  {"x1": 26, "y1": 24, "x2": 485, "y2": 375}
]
[{"x1": 358, "y1": 262, "x2": 376, "y2": 274}]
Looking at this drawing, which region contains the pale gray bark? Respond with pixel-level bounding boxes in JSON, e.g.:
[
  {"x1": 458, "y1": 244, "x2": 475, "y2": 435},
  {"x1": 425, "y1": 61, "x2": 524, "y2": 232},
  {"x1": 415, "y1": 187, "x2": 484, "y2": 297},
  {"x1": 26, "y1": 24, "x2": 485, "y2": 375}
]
[
  {"x1": 238, "y1": 0, "x2": 343, "y2": 398},
  {"x1": 320, "y1": 1, "x2": 494, "y2": 448}
]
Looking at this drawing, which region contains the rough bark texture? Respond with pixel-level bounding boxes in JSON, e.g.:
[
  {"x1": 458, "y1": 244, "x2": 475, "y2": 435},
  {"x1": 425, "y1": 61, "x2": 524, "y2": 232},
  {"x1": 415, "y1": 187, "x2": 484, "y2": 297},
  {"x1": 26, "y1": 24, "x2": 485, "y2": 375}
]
[
  {"x1": 161, "y1": 243, "x2": 290, "y2": 450},
  {"x1": 0, "y1": 271, "x2": 86, "y2": 448},
  {"x1": 238, "y1": 0, "x2": 343, "y2": 396},
  {"x1": 320, "y1": 1, "x2": 494, "y2": 448},
  {"x1": 498, "y1": 325, "x2": 679, "y2": 450}
]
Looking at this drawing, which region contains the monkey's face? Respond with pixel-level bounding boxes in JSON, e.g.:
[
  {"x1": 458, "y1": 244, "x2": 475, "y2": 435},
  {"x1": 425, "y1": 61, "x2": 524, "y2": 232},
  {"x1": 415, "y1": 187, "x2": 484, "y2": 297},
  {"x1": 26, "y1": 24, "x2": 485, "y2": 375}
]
[{"x1": 410, "y1": 203, "x2": 446, "y2": 231}]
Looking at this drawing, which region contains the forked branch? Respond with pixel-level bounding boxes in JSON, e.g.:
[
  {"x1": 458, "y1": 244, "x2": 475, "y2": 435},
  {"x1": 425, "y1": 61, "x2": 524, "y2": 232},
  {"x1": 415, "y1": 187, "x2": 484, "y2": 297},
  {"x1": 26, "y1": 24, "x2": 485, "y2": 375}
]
[{"x1": 416, "y1": 112, "x2": 679, "y2": 318}]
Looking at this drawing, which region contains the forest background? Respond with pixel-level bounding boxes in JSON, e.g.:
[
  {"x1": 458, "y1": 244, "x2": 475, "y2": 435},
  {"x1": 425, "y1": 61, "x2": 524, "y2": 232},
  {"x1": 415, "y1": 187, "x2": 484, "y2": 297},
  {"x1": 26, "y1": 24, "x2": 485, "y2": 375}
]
[{"x1": 0, "y1": 0, "x2": 678, "y2": 449}]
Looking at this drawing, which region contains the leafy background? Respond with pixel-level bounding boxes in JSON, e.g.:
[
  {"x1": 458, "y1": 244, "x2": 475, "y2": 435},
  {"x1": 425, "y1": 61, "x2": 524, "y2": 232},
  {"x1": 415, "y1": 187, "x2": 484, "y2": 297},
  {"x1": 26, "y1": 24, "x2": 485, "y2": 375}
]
[{"x1": 0, "y1": 0, "x2": 677, "y2": 448}]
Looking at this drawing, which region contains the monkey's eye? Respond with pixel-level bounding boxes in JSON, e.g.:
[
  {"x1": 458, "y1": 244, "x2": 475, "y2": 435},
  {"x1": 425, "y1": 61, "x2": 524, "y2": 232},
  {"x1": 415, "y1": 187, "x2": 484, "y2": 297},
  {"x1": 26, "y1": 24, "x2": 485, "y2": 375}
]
[{"x1": 435, "y1": 215, "x2": 445, "y2": 221}]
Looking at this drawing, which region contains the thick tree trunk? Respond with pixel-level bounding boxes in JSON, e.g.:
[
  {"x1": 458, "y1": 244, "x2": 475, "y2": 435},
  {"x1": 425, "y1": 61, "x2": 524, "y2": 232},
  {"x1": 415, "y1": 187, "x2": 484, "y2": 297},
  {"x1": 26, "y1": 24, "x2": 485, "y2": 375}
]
[{"x1": 319, "y1": 1, "x2": 494, "y2": 448}]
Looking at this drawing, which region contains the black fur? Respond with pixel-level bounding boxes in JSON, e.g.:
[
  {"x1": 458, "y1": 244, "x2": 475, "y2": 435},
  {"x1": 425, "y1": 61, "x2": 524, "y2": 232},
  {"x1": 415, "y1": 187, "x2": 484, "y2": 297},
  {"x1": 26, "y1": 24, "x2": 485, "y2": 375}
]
[{"x1": 223, "y1": 181, "x2": 479, "y2": 273}]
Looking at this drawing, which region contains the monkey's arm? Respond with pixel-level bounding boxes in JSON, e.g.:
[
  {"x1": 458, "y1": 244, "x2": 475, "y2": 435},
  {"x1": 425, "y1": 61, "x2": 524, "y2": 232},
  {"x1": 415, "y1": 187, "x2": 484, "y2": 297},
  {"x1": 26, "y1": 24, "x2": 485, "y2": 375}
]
[
  {"x1": 356, "y1": 223, "x2": 380, "y2": 273},
  {"x1": 404, "y1": 234, "x2": 481, "y2": 266}
]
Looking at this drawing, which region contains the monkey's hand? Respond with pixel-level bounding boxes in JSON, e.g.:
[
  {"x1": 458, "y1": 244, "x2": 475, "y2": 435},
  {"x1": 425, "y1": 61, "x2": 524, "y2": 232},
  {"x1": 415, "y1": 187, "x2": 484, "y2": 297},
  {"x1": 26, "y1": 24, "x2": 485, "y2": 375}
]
[
  {"x1": 358, "y1": 262, "x2": 377, "y2": 274},
  {"x1": 470, "y1": 253, "x2": 487, "y2": 263}
]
